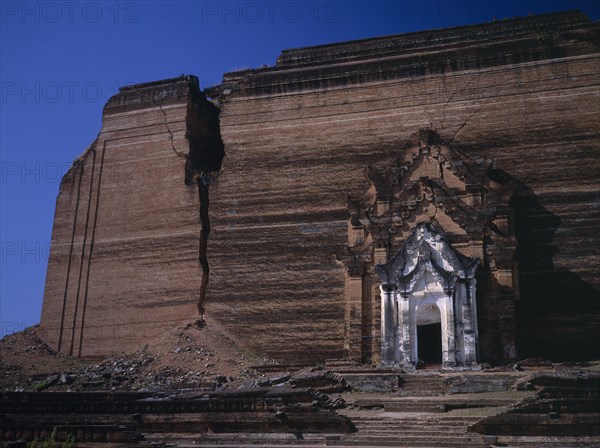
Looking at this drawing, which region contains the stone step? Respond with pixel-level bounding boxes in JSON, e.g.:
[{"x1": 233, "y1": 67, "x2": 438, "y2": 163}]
[
  {"x1": 336, "y1": 369, "x2": 490, "y2": 397},
  {"x1": 176, "y1": 445, "x2": 479, "y2": 448},
  {"x1": 339, "y1": 373, "x2": 402, "y2": 393},
  {"x1": 145, "y1": 433, "x2": 346, "y2": 447},
  {"x1": 352, "y1": 428, "x2": 472, "y2": 434},
  {"x1": 401, "y1": 382, "x2": 446, "y2": 386},
  {"x1": 1, "y1": 413, "x2": 136, "y2": 425},
  {"x1": 397, "y1": 392, "x2": 447, "y2": 397},
  {"x1": 173, "y1": 445, "x2": 465, "y2": 448},
  {"x1": 518, "y1": 398, "x2": 600, "y2": 413},
  {"x1": 351, "y1": 422, "x2": 476, "y2": 430},
  {"x1": 468, "y1": 411, "x2": 600, "y2": 437},
  {"x1": 331, "y1": 443, "x2": 483, "y2": 447},
  {"x1": 352, "y1": 412, "x2": 482, "y2": 418},
  {"x1": 355, "y1": 425, "x2": 473, "y2": 430},
  {"x1": 351, "y1": 420, "x2": 472, "y2": 427},
  {"x1": 350, "y1": 416, "x2": 481, "y2": 424},
  {"x1": 350, "y1": 430, "x2": 471, "y2": 437},
  {"x1": 0, "y1": 424, "x2": 143, "y2": 443},
  {"x1": 352, "y1": 421, "x2": 472, "y2": 427},
  {"x1": 538, "y1": 387, "x2": 600, "y2": 400},
  {"x1": 352, "y1": 399, "x2": 448, "y2": 412},
  {"x1": 181, "y1": 446, "x2": 481, "y2": 448},
  {"x1": 351, "y1": 422, "x2": 473, "y2": 430},
  {"x1": 387, "y1": 402, "x2": 499, "y2": 413},
  {"x1": 353, "y1": 428, "x2": 473, "y2": 434},
  {"x1": 398, "y1": 389, "x2": 447, "y2": 393},
  {"x1": 332, "y1": 434, "x2": 486, "y2": 447},
  {"x1": 173, "y1": 445, "x2": 343, "y2": 448},
  {"x1": 394, "y1": 372, "x2": 520, "y2": 398},
  {"x1": 495, "y1": 435, "x2": 600, "y2": 447},
  {"x1": 144, "y1": 431, "x2": 486, "y2": 448},
  {"x1": 358, "y1": 421, "x2": 470, "y2": 428},
  {"x1": 62, "y1": 443, "x2": 171, "y2": 448}
]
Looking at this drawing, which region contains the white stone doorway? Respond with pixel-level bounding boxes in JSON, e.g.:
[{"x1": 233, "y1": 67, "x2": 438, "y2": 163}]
[{"x1": 376, "y1": 223, "x2": 481, "y2": 369}]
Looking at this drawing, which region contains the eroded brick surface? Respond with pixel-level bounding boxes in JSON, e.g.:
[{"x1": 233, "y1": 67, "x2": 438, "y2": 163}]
[{"x1": 41, "y1": 12, "x2": 599, "y2": 364}]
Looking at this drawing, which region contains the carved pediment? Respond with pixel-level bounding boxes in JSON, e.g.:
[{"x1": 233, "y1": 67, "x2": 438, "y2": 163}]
[
  {"x1": 365, "y1": 130, "x2": 478, "y2": 200},
  {"x1": 375, "y1": 222, "x2": 479, "y2": 293},
  {"x1": 348, "y1": 130, "x2": 519, "y2": 251},
  {"x1": 368, "y1": 178, "x2": 479, "y2": 234}
]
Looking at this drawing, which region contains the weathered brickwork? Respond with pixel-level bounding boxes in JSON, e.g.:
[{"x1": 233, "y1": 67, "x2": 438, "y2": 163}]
[
  {"x1": 40, "y1": 77, "x2": 223, "y2": 357},
  {"x1": 206, "y1": 11, "x2": 599, "y2": 364},
  {"x1": 41, "y1": 11, "x2": 599, "y2": 363}
]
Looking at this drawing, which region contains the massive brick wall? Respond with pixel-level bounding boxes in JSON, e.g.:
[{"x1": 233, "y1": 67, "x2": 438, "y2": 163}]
[
  {"x1": 207, "y1": 11, "x2": 599, "y2": 363},
  {"x1": 41, "y1": 12, "x2": 599, "y2": 363},
  {"x1": 40, "y1": 77, "x2": 223, "y2": 357}
]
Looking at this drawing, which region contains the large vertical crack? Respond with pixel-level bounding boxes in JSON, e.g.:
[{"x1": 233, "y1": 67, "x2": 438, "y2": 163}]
[
  {"x1": 196, "y1": 174, "x2": 211, "y2": 318},
  {"x1": 184, "y1": 77, "x2": 225, "y2": 319}
]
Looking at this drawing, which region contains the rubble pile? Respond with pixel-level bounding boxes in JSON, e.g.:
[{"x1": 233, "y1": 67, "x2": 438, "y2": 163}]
[
  {"x1": 0, "y1": 319, "x2": 278, "y2": 392},
  {"x1": 0, "y1": 326, "x2": 86, "y2": 390}
]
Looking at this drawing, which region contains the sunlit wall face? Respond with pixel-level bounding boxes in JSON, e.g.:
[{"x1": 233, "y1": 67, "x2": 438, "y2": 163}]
[{"x1": 2, "y1": 0, "x2": 599, "y2": 337}]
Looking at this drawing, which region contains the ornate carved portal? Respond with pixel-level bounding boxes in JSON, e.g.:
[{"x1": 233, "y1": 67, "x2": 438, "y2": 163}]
[
  {"x1": 343, "y1": 130, "x2": 519, "y2": 368},
  {"x1": 377, "y1": 223, "x2": 479, "y2": 368}
]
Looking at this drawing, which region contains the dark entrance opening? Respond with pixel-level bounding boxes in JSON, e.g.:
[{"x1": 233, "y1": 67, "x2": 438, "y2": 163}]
[{"x1": 417, "y1": 323, "x2": 442, "y2": 367}]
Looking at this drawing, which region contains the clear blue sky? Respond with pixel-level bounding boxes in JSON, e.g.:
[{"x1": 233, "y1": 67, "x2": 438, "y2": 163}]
[{"x1": 1, "y1": 0, "x2": 598, "y2": 337}]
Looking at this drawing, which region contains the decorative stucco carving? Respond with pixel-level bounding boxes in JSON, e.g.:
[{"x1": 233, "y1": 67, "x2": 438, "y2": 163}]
[
  {"x1": 375, "y1": 222, "x2": 481, "y2": 369},
  {"x1": 342, "y1": 129, "x2": 519, "y2": 367},
  {"x1": 376, "y1": 222, "x2": 480, "y2": 294}
]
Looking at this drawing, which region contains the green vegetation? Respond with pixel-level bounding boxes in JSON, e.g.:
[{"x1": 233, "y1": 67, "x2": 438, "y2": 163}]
[
  {"x1": 29, "y1": 427, "x2": 75, "y2": 448},
  {"x1": 33, "y1": 379, "x2": 52, "y2": 392}
]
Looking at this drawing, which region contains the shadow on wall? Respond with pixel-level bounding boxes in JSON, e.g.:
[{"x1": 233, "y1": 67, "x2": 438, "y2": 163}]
[{"x1": 510, "y1": 183, "x2": 600, "y2": 362}]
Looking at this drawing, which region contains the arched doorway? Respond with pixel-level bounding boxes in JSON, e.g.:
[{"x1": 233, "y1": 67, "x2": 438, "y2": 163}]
[
  {"x1": 416, "y1": 304, "x2": 442, "y2": 368},
  {"x1": 377, "y1": 223, "x2": 481, "y2": 368}
]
